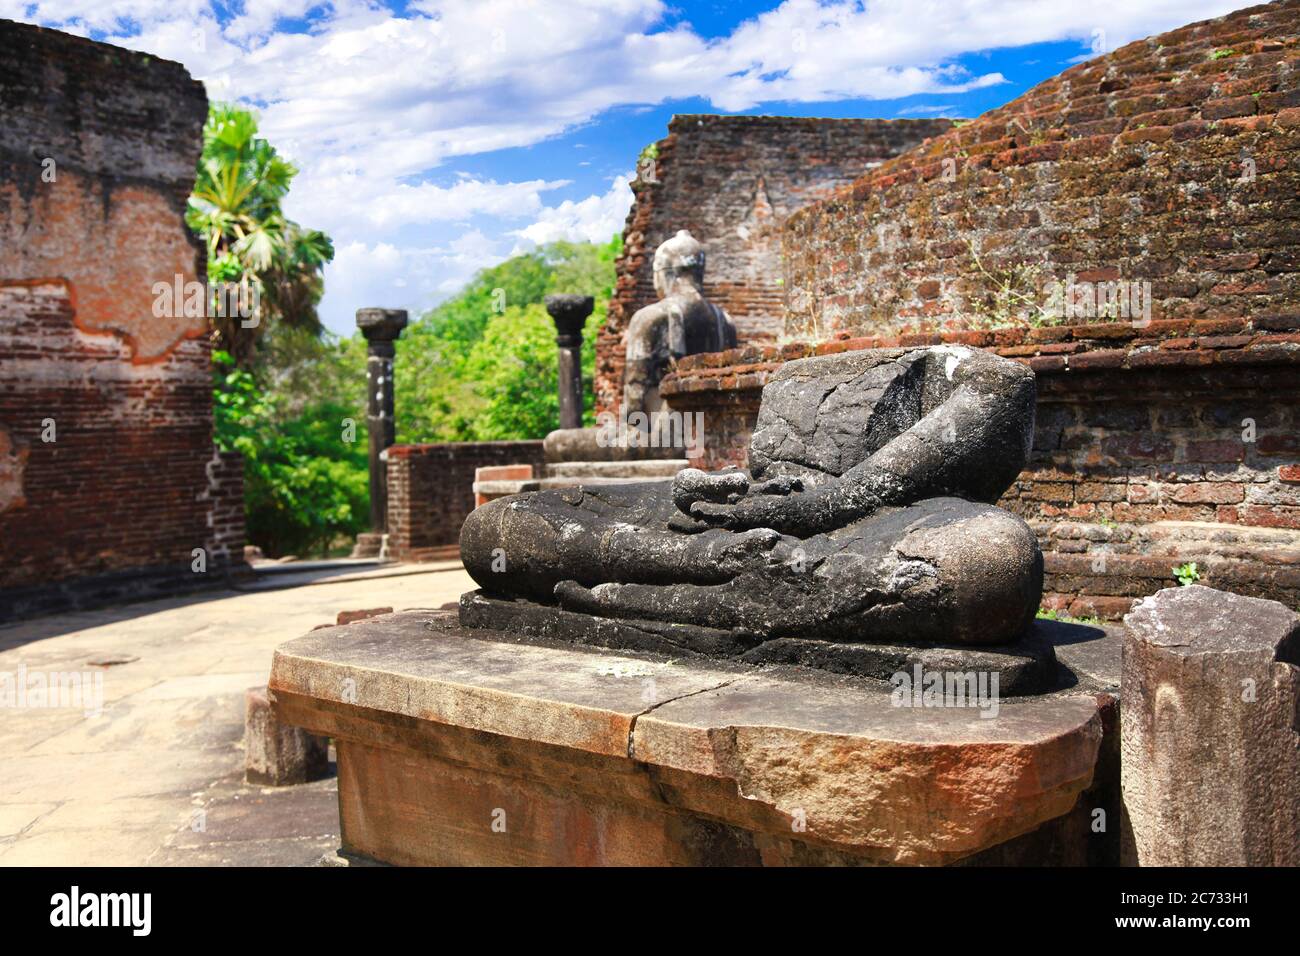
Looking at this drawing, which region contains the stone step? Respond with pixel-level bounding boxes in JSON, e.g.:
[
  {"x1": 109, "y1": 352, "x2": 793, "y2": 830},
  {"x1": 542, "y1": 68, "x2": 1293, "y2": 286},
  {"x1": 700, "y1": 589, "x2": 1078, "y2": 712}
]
[
  {"x1": 475, "y1": 475, "x2": 677, "y2": 496},
  {"x1": 545, "y1": 459, "x2": 689, "y2": 479},
  {"x1": 536, "y1": 476, "x2": 672, "y2": 489},
  {"x1": 472, "y1": 479, "x2": 539, "y2": 497},
  {"x1": 473, "y1": 460, "x2": 691, "y2": 501}
]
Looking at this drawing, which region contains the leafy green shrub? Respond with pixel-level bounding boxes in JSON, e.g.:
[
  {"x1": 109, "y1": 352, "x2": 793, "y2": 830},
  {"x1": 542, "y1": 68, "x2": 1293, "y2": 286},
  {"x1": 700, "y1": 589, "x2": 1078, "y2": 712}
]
[{"x1": 214, "y1": 349, "x2": 369, "y2": 557}]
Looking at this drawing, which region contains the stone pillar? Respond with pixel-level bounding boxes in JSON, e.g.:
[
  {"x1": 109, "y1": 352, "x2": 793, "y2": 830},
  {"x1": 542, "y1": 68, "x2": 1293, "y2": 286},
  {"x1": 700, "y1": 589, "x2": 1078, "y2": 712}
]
[
  {"x1": 356, "y1": 308, "x2": 408, "y2": 540},
  {"x1": 1121, "y1": 585, "x2": 1300, "y2": 865},
  {"x1": 545, "y1": 294, "x2": 593, "y2": 430}
]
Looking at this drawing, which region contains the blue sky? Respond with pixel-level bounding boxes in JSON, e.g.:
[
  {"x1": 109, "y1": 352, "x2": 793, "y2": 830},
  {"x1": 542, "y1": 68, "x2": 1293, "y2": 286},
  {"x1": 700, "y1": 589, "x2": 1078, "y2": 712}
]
[{"x1": 4, "y1": 0, "x2": 1252, "y2": 334}]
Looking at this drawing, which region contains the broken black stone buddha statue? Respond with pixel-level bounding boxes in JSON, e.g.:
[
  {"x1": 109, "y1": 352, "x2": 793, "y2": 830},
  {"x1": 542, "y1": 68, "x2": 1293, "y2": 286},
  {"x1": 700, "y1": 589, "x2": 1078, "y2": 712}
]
[{"x1": 460, "y1": 345, "x2": 1043, "y2": 650}]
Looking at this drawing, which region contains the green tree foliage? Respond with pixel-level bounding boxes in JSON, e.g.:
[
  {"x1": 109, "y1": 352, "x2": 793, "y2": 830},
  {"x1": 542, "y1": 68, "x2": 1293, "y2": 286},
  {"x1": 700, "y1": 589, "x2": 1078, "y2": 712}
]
[
  {"x1": 395, "y1": 235, "x2": 620, "y2": 442},
  {"x1": 206, "y1": 167, "x2": 618, "y2": 556},
  {"x1": 192, "y1": 104, "x2": 361, "y2": 557},
  {"x1": 187, "y1": 104, "x2": 334, "y2": 366},
  {"x1": 213, "y1": 348, "x2": 368, "y2": 558}
]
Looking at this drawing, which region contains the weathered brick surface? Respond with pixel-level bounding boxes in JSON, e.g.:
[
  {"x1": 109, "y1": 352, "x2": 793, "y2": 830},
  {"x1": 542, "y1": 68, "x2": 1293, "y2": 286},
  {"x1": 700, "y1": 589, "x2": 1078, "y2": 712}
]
[
  {"x1": 0, "y1": 22, "x2": 232, "y2": 615},
  {"x1": 387, "y1": 442, "x2": 546, "y2": 559},
  {"x1": 204, "y1": 449, "x2": 246, "y2": 567},
  {"x1": 782, "y1": 1, "x2": 1300, "y2": 341},
  {"x1": 661, "y1": 324, "x2": 1300, "y2": 616},
  {"x1": 595, "y1": 115, "x2": 956, "y2": 414}
]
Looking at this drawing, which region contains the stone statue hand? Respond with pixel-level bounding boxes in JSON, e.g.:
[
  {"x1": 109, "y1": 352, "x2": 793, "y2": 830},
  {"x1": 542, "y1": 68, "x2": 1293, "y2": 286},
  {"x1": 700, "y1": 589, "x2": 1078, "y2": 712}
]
[
  {"x1": 687, "y1": 475, "x2": 876, "y2": 535},
  {"x1": 671, "y1": 466, "x2": 750, "y2": 513},
  {"x1": 688, "y1": 492, "x2": 800, "y2": 533},
  {"x1": 748, "y1": 475, "x2": 804, "y2": 496}
]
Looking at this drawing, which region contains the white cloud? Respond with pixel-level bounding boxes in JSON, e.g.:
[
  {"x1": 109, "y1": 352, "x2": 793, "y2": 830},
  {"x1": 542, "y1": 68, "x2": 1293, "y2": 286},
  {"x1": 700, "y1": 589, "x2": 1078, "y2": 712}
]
[
  {"x1": 322, "y1": 230, "x2": 511, "y2": 330},
  {"x1": 512, "y1": 174, "x2": 635, "y2": 248},
  {"x1": 19, "y1": 1, "x2": 1254, "y2": 173},
  {"x1": 286, "y1": 174, "x2": 571, "y2": 237},
  {"x1": 896, "y1": 104, "x2": 960, "y2": 115}
]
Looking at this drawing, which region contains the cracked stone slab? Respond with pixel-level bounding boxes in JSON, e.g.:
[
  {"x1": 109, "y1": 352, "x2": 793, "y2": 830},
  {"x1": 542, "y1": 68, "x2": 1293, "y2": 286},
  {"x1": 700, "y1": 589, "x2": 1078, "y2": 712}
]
[
  {"x1": 270, "y1": 610, "x2": 739, "y2": 758},
  {"x1": 633, "y1": 676, "x2": 1102, "y2": 865},
  {"x1": 270, "y1": 610, "x2": 1105, "y2": 865}
]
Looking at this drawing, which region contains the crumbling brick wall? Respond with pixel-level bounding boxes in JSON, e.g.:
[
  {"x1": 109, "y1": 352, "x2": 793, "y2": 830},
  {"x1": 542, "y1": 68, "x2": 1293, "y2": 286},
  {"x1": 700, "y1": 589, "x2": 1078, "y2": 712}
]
[
  {"x1": 204, "y1": 450, "x2": 247, "y2": 567},
  {"x1": 387, "y1": 442, "x2": 546, "y2": 560},
  {"x1": 0, "y1": 21, "x2": 229, "y2": 619},
  {"x1": 782, "y1": 0, "x2": 1300, "y2": 340},
  {"x1": 595, "y1": 114, "x2": 956, "y2": 414}
]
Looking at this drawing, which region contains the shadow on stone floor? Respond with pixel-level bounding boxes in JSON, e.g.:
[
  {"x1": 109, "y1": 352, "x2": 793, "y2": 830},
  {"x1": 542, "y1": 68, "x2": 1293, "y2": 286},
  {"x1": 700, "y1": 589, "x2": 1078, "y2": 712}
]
[
  {"x1": 149, "y1": 767, "x2": 341, "y2": 867},
  {"x1": 0, "y1": 587, "x2": 250, "y2": 652}
]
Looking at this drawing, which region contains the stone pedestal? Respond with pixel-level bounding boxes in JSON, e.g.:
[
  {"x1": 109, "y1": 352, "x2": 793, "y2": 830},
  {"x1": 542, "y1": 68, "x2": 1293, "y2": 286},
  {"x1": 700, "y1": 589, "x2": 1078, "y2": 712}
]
[
  {"x1": 270, "y1": 610, "x2": 1118, "y2": 866},
  {"x1": 470, "y1": 427, "x2": 690, "y2": 506},
  {"x1": 1121, "y1": 585, "x2": 1300, "y2": 865}
]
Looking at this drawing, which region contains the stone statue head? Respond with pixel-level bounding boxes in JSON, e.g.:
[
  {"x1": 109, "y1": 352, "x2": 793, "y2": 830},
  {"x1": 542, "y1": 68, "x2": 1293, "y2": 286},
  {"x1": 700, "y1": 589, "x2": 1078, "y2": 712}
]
[{"x1": 652, "y1": 229, "x2": 705, "y2": 297}]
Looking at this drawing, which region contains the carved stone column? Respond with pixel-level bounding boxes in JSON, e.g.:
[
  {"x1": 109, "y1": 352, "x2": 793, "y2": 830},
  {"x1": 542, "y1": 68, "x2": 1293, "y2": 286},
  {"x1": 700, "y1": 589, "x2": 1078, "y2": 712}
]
[
  {"x1": 356, "y1": 308, "x2": 407, "y2": 549},
  {"x1": 545, "y1": 294, "x2": 593, "y2": 430}
]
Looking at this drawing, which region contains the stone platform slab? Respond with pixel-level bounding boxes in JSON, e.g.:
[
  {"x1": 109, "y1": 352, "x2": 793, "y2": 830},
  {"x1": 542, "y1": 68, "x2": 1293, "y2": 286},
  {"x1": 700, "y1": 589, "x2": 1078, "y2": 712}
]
[
  {"x1": 270, "y1": 610, "x2": 1116, "y2": 866},
  {"x1": 460, "y1": 590, "x2": 1065, "y2": 694}
]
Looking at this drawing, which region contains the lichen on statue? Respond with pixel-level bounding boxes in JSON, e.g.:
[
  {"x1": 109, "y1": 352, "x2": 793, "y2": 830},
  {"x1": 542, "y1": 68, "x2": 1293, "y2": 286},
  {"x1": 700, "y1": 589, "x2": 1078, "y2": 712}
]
[{"x1": 461, "y1": 344, "x2": 1044, "y2": 648}]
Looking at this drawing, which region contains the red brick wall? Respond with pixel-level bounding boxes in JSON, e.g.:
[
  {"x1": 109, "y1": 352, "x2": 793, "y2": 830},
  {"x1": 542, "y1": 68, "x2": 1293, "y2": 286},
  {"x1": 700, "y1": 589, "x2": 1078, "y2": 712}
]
[
  {"x1": 205, "y1": 450, "x2": 246, "y2": 567},
  {"x1": 595, "y1": 114, "x2": 956, "y2": 414},
  {"x1": 387, "y1": 442, "x2": 546, "y2": 560},
  {"x1": 660, "y1": 319, "x2": 1300, "y2": 617},
  {"x1": 782, "y1": 0, "x2": 1300, "y2": 340},
  {"x1": 0, "y1": 22, "x2": 222, "y2": 614}
]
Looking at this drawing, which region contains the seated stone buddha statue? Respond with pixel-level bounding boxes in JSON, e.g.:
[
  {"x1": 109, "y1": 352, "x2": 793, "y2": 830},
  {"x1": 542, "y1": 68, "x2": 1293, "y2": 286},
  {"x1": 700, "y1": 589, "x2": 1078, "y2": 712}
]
[
  {"x1": 460, "y1": 345, "x2": 1043, "y2": 647},
  {"x1": 623, "y1": 229, "x2": 737, "y2": 419},
  {"x1": 542, "y1": 229, "x2": 737, "y2": 463}
]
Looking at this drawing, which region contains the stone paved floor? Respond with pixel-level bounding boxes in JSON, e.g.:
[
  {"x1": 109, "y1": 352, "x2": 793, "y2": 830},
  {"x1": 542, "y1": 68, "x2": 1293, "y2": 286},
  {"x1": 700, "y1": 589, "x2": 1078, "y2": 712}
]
[{"x1": 0, "y1": 561, "x2": 475, "y2": 866}]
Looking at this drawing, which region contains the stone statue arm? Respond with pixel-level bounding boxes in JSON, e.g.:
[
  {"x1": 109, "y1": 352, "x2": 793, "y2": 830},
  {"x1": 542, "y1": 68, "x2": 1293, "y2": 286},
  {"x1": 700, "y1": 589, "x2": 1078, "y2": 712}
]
[
  {"x1": 688, "y1": 349, "x2": 1036, "y2": 535},
  {"x1": 622, "y1": 302, "x2": 671, "y2": 413}
]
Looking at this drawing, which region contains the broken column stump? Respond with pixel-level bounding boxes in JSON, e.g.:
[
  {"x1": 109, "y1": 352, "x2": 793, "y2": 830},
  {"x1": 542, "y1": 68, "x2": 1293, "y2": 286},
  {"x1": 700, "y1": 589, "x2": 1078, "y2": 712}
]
[
  {"x1": 1121, "y1": 585, "x2": 1300, "y2": 865},
  {"x1": 352, "y1": 307, "x2": 408, "y2": 558},
  {"x1": 245, "y1": 685, "x2": 330, "y2": 786}
]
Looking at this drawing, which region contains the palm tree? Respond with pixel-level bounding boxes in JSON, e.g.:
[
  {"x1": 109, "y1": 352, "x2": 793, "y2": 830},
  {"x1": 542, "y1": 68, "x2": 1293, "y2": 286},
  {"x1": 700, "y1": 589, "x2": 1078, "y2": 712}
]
[
  {"x1": 260, "y1": 224, "x2": 335, "y2": 340},
  {"x1": 186, "y1": 104, "x2": 334, "y2": 366}
]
